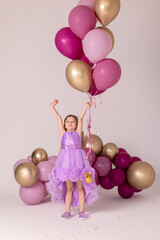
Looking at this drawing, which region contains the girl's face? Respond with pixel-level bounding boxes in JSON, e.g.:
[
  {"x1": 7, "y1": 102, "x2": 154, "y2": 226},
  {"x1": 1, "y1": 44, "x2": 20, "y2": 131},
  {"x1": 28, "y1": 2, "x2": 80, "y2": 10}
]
[{"x1": 65, "y1": 116, "x2": 77, "y2": 132}]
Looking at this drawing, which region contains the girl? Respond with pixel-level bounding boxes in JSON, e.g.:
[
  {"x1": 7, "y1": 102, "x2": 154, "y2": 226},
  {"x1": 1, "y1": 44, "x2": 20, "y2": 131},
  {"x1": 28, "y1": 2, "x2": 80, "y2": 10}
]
[{"x1": 47, "y1": 99, "x2": 99, "y2": 220}]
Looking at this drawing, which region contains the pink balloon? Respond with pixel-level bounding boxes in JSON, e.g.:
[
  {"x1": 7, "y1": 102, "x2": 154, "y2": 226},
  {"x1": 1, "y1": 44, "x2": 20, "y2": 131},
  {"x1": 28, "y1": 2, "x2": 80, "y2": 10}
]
[
  {"x1": 131, "y1": 156, "x2": 142, "y2": 163},
  {"x1": 78, "y1": 51, "x2": 94, "y2": 68},
  {"x1": 93, "y1": 58, "x2": 121, "y2": 91},
  {"x1": 55, "y1": 27, "x2": 83, "y2": 59},
  {"x1": 84, "y1": 148, "x2": 96, "y2": 165},
  {"x1": 13, "y1": 159, "x2": 30, "y2": 172},
  {"x1": 37, "y1": 161, "x2": 53, "y2": 182},
  {"x1": 83, "y1": 29, "x2": 112, "y2": 63},
  {"x1": 68, "y1": 5, "x2": 96, "y2": 39},
  {"x1": 44, "y1": 181, "x2": 49, "y2": 197},
  {"x1": 48, "y1": 155, "x2": 57, "y2": 166},
  {"x1": 19, "y1": 180, "x2": 46, "y2": 205},
  {"x1": 27, "y1": 155, "x2": 32, "y2": 161},
  {"x1": 77, "y1": 0, "x2": 95, "y2": 10},
  {"x1": 94, "y1": 169, "x2": 100, "y2": 185},
  {"x1": 88, "y1": 79, "x2": 106, "y2": 96},
  {"x1": 93, "y1": 156, "x2": 112, "y2": 177}
]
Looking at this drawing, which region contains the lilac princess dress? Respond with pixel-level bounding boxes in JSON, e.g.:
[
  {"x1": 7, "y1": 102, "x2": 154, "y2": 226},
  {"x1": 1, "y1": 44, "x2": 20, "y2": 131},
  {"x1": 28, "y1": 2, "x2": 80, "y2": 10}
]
[{"x1": 47, "y1": 130, "x2": 99, "y2": 207}]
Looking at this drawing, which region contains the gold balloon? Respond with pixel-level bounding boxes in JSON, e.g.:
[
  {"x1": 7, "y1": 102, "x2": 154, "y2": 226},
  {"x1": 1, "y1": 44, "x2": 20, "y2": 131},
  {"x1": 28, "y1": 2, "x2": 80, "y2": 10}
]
[
  {"x1": 126, "y1": 161, "x2": 156, "y2": 190},
  {"x1": 32, "y1": 148, "x2": 48, "y2": 165},
  {"x1": 83, "y1": 134, "x2": 103, "y2": 156},
  {"x1": 102, "y1": 142, "x2": 119, "y2": 161},
  {"x1": 94, "y1": 0, "x2": 121, "y2": 26},
  {"x1": 66, "y1": 60, "x2": 92, "y2": 92},
  {"x1": 14, "y1": 162, "x2": 39, "y2": 186},
  {"x1": 97, "y1": 27, "x2": 115, "y2": 51}
]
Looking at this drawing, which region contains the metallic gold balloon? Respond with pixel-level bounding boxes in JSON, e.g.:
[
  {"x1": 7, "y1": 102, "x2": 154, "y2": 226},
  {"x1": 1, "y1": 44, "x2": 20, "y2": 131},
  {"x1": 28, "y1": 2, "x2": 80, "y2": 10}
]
[
  {"x1": 126, "y1": 161, "x2": 156, "y2": 190},
  {"x1": 97, "y1": 27, "x2": 115, "y2": 50},
  {"x1": 102, "y1": 142, "x2": 119, "y2": 161},
  {"x1": 32, "y1": 148, "x2": 48, "y2": 165},
  {"x1": 94, "y1": 0, "x2": 121, "y2": 26},
  {"x1": 66, "y1": 60, "x2": 92, "y2": 92},
  {"x1": 83, "y1": 134, "x2": 103, "y2": 156},
  {"x1": 14, "y1": 162, "x2": 39, "y2": 186}
]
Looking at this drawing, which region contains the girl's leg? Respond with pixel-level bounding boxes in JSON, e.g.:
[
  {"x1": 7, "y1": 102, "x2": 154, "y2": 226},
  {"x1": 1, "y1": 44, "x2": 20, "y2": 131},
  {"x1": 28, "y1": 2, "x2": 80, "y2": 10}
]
[
  {"x1": 65, "y1": 180, "x2": 73, "y2": 212},
  {"x1": 76, "y1": 180, "x2": 85, "y2": 212}
]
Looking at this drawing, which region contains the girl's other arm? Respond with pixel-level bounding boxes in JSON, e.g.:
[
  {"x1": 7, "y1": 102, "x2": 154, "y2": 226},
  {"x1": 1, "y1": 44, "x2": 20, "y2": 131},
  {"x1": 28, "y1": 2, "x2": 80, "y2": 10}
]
[
  {"x1": 50, "y1": 99, "x2": 65, "y2": 137},
  {"x1": 77, "y1": 100, "x2": 92, "y2": 136}
]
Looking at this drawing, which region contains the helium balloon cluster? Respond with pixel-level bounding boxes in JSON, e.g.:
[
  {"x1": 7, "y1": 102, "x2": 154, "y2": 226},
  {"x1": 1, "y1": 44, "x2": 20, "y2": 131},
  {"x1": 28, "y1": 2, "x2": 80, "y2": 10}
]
[
  {"x1": 83, "y1": 134, "x2": 156, "y2": 198},
  {"x1": 55, "y1": 0, "x2": 122, "y2": 96},
  {"x1": 13, "y1": 148, "x2": 57, "y2": 205}
]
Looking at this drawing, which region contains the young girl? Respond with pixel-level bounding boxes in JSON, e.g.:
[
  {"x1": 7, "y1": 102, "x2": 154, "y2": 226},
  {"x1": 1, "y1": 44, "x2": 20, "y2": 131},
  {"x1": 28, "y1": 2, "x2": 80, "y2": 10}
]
[{"x1": 47, "y1": 99, "x2": 99, "y2": 220}]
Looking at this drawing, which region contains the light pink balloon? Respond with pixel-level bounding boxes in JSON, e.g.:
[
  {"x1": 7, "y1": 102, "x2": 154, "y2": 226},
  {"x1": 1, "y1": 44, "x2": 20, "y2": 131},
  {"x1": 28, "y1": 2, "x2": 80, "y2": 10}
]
[
  {"x1": 27, "y1": 155, "x2": 32, "y2": 161},
  {"x1": 68, "y1": 5, "x2": 96, "y2": 39},
  {"x1": 77, "y1": 0, "x2": 95, "y2": 10},
  {"x1": 19, "y1": 180, "x2": 46, "y2": 205},
  {"x1": 48, "y1": 155, "x2": 57, "y2": 166},
  {"x1": 83, "y1": 29, "x2": 112, "y2": 63},
  {"x1": 37, "y1": 161, "x2": 53, "y2": 182},
  {"x1": 13, "y1": 159, "x2": 30, "y2": 172},
  {"x1": 93, "y1": 58, "x2": 121, "y2": 91}
]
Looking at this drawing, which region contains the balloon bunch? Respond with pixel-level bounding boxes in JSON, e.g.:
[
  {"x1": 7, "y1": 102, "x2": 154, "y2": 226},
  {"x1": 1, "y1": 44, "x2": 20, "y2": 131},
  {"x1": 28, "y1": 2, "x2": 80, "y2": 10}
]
[
  {"x1": 14, "y1": 148, "x2": 57, "y2": 205},
  {"x1": 83, "y1": 134, "x2": 156, "y2": 198},
  {"x1": 55, "y1": 0, "x2": 121, "y2": 95}
]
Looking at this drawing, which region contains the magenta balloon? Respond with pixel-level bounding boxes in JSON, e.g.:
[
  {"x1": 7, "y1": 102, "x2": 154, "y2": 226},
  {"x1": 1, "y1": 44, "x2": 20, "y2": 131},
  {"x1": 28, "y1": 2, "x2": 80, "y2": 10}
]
[
  {"x1": 84, "y1": 148, "x2": 96, "y2": 165},
  {"x1": 37, "y1": 161, "x2": 53, "y2": 182},
  {"x1": 99, "y1": 175, "x2": 114, "y2": 190},
  {"x1": 94, "y1": 169, "x2": 100, "y2": 185},
  {"x1": 77, "y1": 0, "x2": 95, "y2": 10},
  {"x1": 88, "y1": 79, "x2": 106, "y2": 96},
  {"x1": 48, "y1": 155, "x2": 57, "y2": 166},
  {"x1": 93, "y1": 58, "x2": 121, "y2": 91},
  {"x1": 13, "y1": 159, "x2": 30, "y2": 172},
  {"x1": 83, "y1": 29, "x2": 112, "y2": 63},
  {"x1": 93, "y1": 156, "x2": 112, "y2": 177},
  {"x1": 131, "y1": 156, "x2": 142, "y2": 163},
  {"x1": 118, "y1": 183, "x2": 135, "y2": 199},
  {"x1": 113, "y1": 152, "x2": 132, "y2": 169},
  {"x1": 134, "y1": 188, "x2": 142, "y2": 193},
  {"x1": 79, "y1": 52, "x2": 94, "y2": 68},
  {"x1": 118, "y1": 148, "x2": 127, "y2": 154},
  {"x1": 68, "y1": 5, "x2": 96, "y2": 39},
  {"x1": 109, "y1": 168, "x2": 126, "y2": 186},
  {"x1": 19, "y1": 180, "x2": 45, "y2": 205},
  {"x1": 55, "y1": 27, "x2": 83, "y2": 59}
]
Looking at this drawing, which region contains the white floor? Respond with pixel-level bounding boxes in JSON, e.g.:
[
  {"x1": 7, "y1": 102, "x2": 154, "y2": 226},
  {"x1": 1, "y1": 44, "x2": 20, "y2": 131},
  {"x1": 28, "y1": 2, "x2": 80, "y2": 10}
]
[{"x1": 1, "y1": 186, "x2": 160, "y2": 240}]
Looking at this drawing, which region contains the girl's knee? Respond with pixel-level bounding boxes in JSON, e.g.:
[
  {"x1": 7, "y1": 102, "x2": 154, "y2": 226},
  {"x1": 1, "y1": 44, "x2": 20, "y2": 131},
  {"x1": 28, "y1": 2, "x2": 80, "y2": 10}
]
[{"x1": 66, "y1": 186, "x2": 74, "y2": 193}]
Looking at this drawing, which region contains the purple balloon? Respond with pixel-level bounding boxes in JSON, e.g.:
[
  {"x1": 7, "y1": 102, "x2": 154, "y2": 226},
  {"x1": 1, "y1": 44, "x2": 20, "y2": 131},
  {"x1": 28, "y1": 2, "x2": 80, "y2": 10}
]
[
  {"x1": 13, "y1": 159, "x2": 31, "y2": 172},
  {"x1": 55, "y1": 27, "x2": 83, "y2": 59},
  {"x1": 93, "y1": 156, "x2": 112, "y2": 177},
  {"x1": 88, "y1": 79, "x2": 106, "y2": 96},
  {"x1": 37, "y1": 161, "x2": 53, "y2": 182},
  {"x1": 118, "y1": 148, "x2": 127, "y2": 154},
  {"x1": 114, "y1": 152, "x2": 132, "y2": 169},
  {"x1": 48, "y1": 155, "x2": 57, "y2": 166},
  {"x1": 68, "y1": 5, "x2": 96, "y2": 39},
  {"x1": 131, "y1": 156, "x2": 142, "y2": 163},
  {"x1": 93, "y1": 58, "x2": 121, "y2": 91},
  {"x1": 118, "y1": 182, "x2": 135, "y2": 199},
  {"x1": 84, "y1": 148, "x2": 96, "y2": 165},
  {"x1": 99, "y1": 175, "x2": 114, "y2": 190},
  {"x1": 19, "y1": 180, "x2": 46, "y2": 205},
  {"x1": 109, "y1": 168, "x2": 126, "y2": 186}
]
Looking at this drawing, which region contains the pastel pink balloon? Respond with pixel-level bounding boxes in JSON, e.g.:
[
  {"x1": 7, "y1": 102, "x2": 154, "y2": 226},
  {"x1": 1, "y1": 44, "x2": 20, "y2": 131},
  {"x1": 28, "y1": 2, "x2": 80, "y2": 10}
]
[
  {"x1": 13, "y1": 159, "x2": 30, "y2": 172},
  {"x1": 19, "y1": 180, "x2": 46, "y2": 205},
  {"x1": 68, "y1": 5, "x2": 96, "y2": 39},
  {"x1": 48, "y1": 155, "x2": 57, "y2": 166},
  {"x1": 83, "y1": 29, "x2": 112, "y2": 63},
  {"x1": 55, "y1": 27, "x2": 83, "y2": 59},
  {"x1": 37, "y1": 161, "x2": 53, "y2": 182},
  {"x1": 44, "y1": 181, "x2": 49, "y2": 196},
  {"x1": 77, "y1": 0, "x2": 95, "y2": 10},
  {"x1": 93, "y1": 156, "x2": 112, "y2": 177},
  {"x1": 93, "y1": 58, "x2": 121, "y2": 91}
]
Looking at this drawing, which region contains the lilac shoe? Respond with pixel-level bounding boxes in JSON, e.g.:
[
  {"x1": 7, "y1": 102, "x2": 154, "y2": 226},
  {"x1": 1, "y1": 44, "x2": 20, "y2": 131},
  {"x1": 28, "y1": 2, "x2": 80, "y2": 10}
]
[
  {"x1": 79, "y1": 211, "x2": 87, "y2": 220},
  {"x1": 61, "y1": 212, "x2": 71, "y2": 220}
]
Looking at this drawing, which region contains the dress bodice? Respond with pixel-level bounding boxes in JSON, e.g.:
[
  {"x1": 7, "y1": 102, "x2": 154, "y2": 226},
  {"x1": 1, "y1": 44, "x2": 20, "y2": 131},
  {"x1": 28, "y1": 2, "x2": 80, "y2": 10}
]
[{"x1": 61, "y1": 130, "x2": 82, "y2": 149}]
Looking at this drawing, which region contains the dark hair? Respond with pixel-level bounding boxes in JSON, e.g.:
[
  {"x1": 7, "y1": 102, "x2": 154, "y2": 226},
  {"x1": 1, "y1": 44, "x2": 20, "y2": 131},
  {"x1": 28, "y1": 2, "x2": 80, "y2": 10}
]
[{"x1": 64, "y1": 115, "x2": 78, "y2": 131}]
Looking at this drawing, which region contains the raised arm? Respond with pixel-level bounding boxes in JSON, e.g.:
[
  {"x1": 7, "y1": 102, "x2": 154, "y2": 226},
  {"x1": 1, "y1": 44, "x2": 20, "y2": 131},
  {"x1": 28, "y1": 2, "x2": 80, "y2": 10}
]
[
  {"x1": 77, "y1": 100, "x2": 92, "y2": 137},
  {"x1": 50, "y1": 99, "x2": 65, "y2": 137}
]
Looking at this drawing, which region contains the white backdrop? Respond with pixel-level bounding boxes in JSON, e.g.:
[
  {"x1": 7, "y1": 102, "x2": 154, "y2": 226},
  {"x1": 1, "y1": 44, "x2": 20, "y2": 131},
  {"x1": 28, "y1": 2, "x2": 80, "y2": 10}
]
[{"x1": 0, "y1": 0, "x2": 160, "y2": 195}]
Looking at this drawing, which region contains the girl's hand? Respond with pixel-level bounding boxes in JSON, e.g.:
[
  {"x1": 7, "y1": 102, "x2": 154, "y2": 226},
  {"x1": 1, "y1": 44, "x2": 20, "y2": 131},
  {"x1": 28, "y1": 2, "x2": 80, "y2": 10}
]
[
  {"x1": 86, "y1": 100, "x2": 92, "y2": 108},
  {"x1": 50, "y1": 99, "x2": 58, "y2": 108}
]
